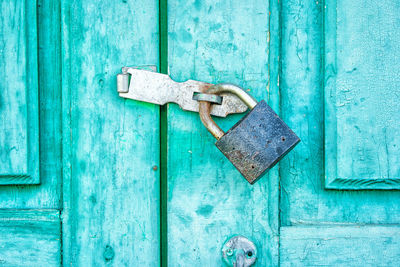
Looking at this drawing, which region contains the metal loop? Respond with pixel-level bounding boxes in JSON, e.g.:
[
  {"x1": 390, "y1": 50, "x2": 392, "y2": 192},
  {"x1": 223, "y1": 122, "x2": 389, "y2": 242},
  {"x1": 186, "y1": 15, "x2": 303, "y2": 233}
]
[
  {"x1": 192, "y1": 92, "x2": 223, "y2": 105},
  {"x1": 198, "y1": 84, "x2": 257, "y2": 140}
]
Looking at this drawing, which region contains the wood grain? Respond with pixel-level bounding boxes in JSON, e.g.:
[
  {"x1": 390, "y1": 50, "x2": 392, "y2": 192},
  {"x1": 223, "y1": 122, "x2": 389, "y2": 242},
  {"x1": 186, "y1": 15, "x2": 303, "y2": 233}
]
[
  {"x1": 280, "y1": 0, "x2": 400, "y2": 227},
  {"x1": 0, "y1": 0, "x2": 39, "y2": 184},
  {"x1": 0, "y1": 0, "x2": 62, "y2": 207},
  {"x1": 167, "y1": 0, "x2": 280, "y2": 265},
  {"x1": 61, "y1": 0, "x2": 161, "y2": 265},
  {"x1": 0, "y1": 209, "x2": 61, "y2": 266},
  {"x1": 324, "y1": 0, "x2": 400, "y2": 190},
  {"x1": 280, "y1": 225, "x2": 400, "y2": 266}
]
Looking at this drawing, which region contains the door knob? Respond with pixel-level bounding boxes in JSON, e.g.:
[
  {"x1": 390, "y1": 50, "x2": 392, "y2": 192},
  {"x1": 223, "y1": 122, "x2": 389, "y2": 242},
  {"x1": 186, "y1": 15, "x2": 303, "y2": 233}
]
[{"x1": 222, "y1": 235, "x2": 257, "y2": 267}]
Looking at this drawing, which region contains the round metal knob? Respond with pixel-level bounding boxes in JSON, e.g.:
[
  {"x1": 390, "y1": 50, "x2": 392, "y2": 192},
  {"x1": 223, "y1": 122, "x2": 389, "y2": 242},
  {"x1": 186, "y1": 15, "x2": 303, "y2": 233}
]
[{"x1": 222, "y1": 235, "x2": 257, "y2": 267}]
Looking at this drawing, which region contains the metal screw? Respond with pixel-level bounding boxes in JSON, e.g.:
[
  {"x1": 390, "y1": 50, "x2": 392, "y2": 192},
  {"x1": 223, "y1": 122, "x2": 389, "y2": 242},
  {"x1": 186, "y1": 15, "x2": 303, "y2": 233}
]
[{"x1": 122, "y1": 67, "x2": 129, "y2": 74}]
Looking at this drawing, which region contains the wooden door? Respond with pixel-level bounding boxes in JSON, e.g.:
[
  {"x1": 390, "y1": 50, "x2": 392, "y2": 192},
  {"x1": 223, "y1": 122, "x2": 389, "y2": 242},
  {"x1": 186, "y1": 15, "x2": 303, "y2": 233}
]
[
  {"x1": 165, "y1": 0, "x2": 400, "y2": 265},
  {"x1": 0, "y1": 1, "x2": 61, "y2": 265},
  {"x1": 61, "y1": 0, "x2": 161, "y2": 265},
  {"x1": 1, "y1": 0, "x2": 400, "y2": 266},
  {"x1": 279, "y1": 0, "x2": 400, "y2": 265},
  {"x1": 166, "y1": 0, "x2": 280, "y2": 265}
]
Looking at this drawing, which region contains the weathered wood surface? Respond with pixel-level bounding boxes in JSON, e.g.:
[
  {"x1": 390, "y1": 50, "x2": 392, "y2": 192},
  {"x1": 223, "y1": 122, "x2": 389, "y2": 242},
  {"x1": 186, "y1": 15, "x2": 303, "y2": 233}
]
[
  {"x1": 280, "y1": 225, "x2": 400, "y2": 266},
  {"x1": 61, "y1": 0, "x2": 160, "y2": 265},
  {"x1": 0, "y1": 1, "x2": 62, "y2": 265},
  {"x1": 0, "y1": 0, "x2": 39, "y2": 184},
  {"x1": 0, "y1": 0, "x2": 62, "y2": 207},
  {"x1": 1, "y1": 0, "x2": 399, "y2": 265},
  {"x1": 0, "y1": 209, "x2": 61, "y2": 266},
  {"x1": 167, "y1": 0, "x2": 280, "y2": 265},
  {"x1": 280, "y1": 0, "x2": 400, "y2": 227},
  {"x1": 324, "y1": 0, "x2": 400, "y2": 189}
]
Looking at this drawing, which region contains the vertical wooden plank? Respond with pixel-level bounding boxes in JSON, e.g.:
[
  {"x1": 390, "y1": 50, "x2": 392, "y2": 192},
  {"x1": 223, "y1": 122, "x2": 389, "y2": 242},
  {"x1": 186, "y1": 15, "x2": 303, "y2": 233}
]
[
  {"x1": 61, "y1": 0, "x2": 160, "y2": 265},
  {"x1": 279, "y1": 0, "x2": 325, "y2": 225},
  {"x1": 0, "y1": 0, "x2": 62, "y2": 206},
  {"x1": 167, "y1": 0, "x2": 280, "y2": 265}
]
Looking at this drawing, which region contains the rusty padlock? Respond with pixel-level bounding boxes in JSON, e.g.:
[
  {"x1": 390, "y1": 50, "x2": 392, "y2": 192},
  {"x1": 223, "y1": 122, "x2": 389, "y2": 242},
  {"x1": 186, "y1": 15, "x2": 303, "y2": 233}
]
[{"x1": 198, "y1": 84, "x2": 300, "y2": 184}]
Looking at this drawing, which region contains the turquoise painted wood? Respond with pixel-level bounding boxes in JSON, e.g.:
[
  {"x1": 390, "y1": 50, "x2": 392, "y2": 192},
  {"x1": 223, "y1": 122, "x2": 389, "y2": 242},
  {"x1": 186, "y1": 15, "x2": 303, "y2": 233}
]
[
  {"x1": 281, "y1": 0, "x2": 400, "y2": 224},
  {"x1": 0, "y1": 0, "x2": 39, "y2": 184},
  {"x1": 167, "y1": 0, "x2": 280, "y2": 265},
  {"x1": 280, "y1": 226, "x2": 400, "y2": 266},
  {"x1": 1, "y1": 0, "x2": 62, "y2": 207},
  {"x1": 1, "y1": 0, "x2": 400, "y2": 266},
  {"x1": 61, "y1": 0, "x2": 161, "y2": 265},
  {"x1": 0, "y1": 0, "x2": 62, "y2": 265},
  {"x1": 0, "y1": 210, "x2": 61, "y2": 266},
  {"x1": 279, "y1": 0, "x2": 400, "y2": 265},
  {"x1": 324, "y1": 0, "x2": 400, "y2": 189},
  {"x1": 0, "y1": 1, "x2": 61, "y2": 209}
]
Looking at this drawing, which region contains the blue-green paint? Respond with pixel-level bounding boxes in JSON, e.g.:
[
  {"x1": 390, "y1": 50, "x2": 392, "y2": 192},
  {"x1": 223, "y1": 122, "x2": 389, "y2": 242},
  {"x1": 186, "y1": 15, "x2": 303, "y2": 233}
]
[
  {"x1": 0, "y1": 210, "x2": 61, "y2": 266},
  {"x1": 1, "y1": 0, "x2": 400, "y2": 265},
  {"x1": 159, "y1": 0, "x2": 169, "y2": 266},
  {"x1": 0, "y1": 1, "x2": 62, "y2": 265},
  {"x1": 324, "y1": 0, "x2": 400, "y2": 189},
  {"x1": 167, "y1": 0, "x2": 280, "y2": 265},
  {"x1": 61, "y1": 0, "x2": 161, "y2": 265},
  {"x1": 0, "y1": 0, "x2": 39, "y2": 184},
  {"x1": 0, "y1": 1, "x2": 61, "y2": 209},
  {"x1": 280, "y1": 0, "x2": 400, "y2": 265},
  {"x1": 280, "y1": 226, "x2": 400, "y2": 266},
  {"x1": 0, "y1": 0, "x2": 63, "y2": 208}
]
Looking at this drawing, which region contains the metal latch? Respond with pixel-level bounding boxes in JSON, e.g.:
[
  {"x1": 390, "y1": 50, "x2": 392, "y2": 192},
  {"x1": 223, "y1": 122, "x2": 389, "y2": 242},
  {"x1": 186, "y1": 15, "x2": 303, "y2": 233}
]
[
  {"x1": 117, "y1": 66, "x2": 300, "y2": 185},
  {"x1": 117, "y1": 66, "x2": 248, "y2": 117}
]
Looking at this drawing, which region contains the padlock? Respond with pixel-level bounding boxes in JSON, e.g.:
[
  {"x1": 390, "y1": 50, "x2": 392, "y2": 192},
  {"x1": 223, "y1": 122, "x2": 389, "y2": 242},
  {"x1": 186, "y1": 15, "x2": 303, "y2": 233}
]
[{"x1": 198, "y1": 84, "x2": 300, "y2": 184}]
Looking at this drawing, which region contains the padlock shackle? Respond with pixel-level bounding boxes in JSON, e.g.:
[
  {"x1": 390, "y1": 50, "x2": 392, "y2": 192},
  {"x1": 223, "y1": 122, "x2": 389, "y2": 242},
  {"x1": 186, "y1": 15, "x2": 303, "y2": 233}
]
[{"x1": 199, "y1": 84, "x2": 258, "y2": 140}]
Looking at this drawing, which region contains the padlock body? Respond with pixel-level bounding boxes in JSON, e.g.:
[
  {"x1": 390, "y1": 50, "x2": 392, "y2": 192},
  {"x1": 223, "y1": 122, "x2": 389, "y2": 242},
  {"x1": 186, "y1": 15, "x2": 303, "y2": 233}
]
[{"x1": 215, "y1": 100, "x2": 300, "y2": 184}]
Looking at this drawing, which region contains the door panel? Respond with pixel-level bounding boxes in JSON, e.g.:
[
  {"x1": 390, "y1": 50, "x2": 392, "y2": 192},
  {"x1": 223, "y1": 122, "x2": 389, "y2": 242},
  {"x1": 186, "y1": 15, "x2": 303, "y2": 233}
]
[
  {"x1": 280, "y1": 0, "x2": 400, "y2": 265},
  {"x1": 0, "y1": 0, "x2": 39, "y2": 184},
  {"x1": 61, "y1": 0, "x2": 161, "y2": 265},
  {"x1": 0, "y1": 1, "x2": 62, "y2": 264},
  {"x1": 2, "y1": 0, "x2": 399, "y2": 265},
  {"x1": 0, "y1": 0, "x2": 62, "y2": 209},
  {"x1": 0, "y1": 210, "x2": 61, "y2": 266},
  {"x1": 167, "y1": 0, "x2": 280, "y2": 265},
  {"x1": 280, "y1": 226, "x2": 400, "y2": 266},
  {"x1": 281, "y1": 0, "x2": 400, "y2": 225},
  {"x1": 324, "y1": 0, "x2": 400, "y2": 189}
]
